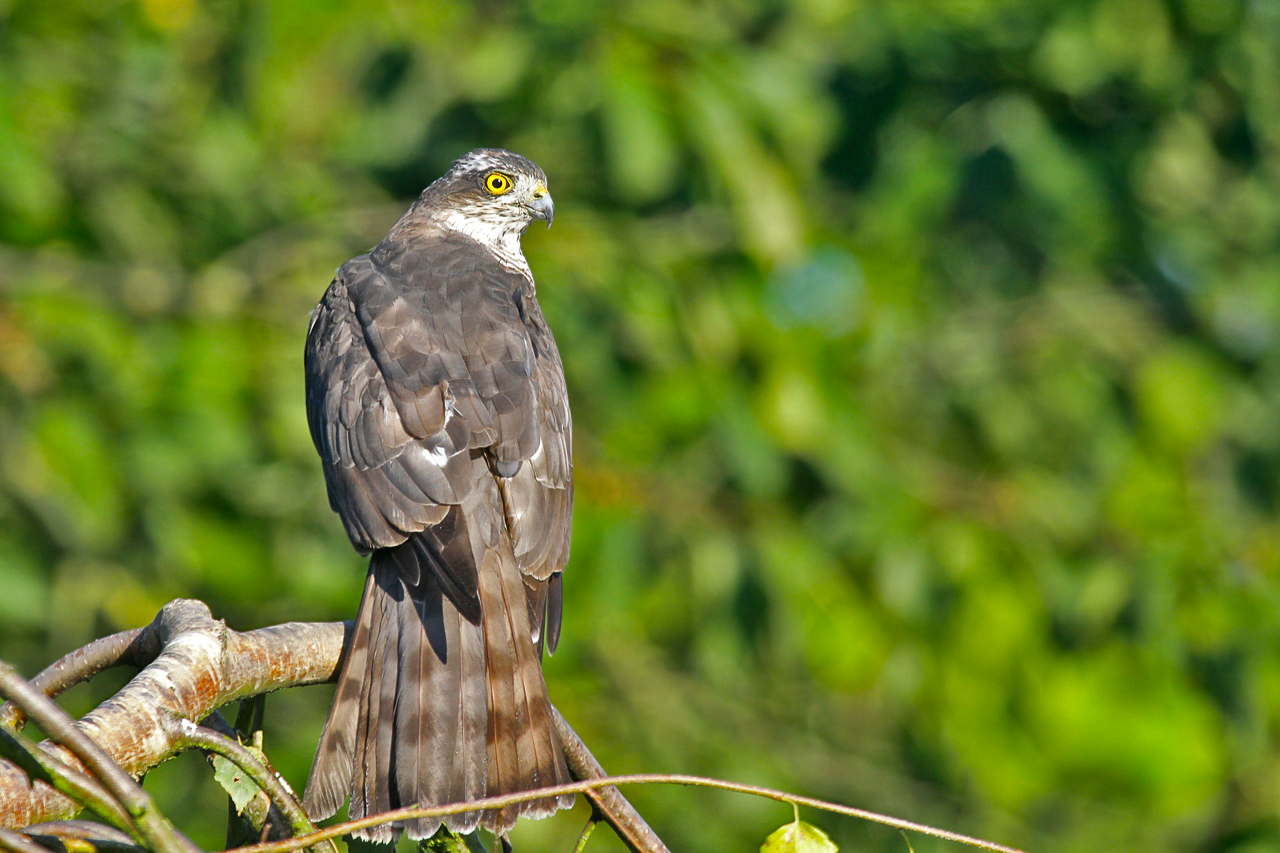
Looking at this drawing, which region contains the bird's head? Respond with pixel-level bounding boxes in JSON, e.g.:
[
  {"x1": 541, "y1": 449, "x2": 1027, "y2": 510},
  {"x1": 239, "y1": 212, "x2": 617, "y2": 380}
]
[{"x1": 420, "y1": 149, "x2": 554, "y2": 249}]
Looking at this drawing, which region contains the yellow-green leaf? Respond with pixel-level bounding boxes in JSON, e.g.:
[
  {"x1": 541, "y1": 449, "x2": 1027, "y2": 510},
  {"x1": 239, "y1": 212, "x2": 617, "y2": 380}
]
[
  {"x1": 761, "y1": 819, "x2": 839, "y2": 853},
  {"x1": 417, "y1": 826, "x2": 480, "y2": 852},
  {"x1": 211, "y1": 754, "x2": 260, "y2": 815}
]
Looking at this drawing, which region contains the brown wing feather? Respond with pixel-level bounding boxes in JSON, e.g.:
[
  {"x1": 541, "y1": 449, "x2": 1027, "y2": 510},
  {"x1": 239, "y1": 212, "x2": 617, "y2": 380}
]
[{"x1": 306, "y1": 235, "x2": 572, "y2": 577}]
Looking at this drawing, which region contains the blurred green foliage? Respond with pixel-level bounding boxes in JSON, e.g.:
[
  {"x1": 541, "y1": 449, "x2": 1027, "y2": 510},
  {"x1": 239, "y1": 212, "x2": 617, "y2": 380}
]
[{"x1": 2, "y1": 0, "x2": 1279, "y2": 851}]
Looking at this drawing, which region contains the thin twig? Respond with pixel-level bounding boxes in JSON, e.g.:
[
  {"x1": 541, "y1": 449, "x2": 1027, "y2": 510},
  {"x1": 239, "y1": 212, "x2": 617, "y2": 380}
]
[
  {"x1": 0, "y1": 663, "x2": 198, "y2": 853},
  {"x1": 24, "y1": 820, "x2": 147, "y2": 853},
  {"x1": 0, "y1": 828, "x2": 51, "y2": 853},
  {"x1": 0, "y1": 726, "x2": 136, "y2": 837},
  {"x1": 231, "y1": 774, "x2": 1027, "y2": 853},
  {"x1": 169, "y1": 718, "x2": 336, "y2": 853},
  {"x1": 552, "y1": 709, "x2": 669, "y2": 853},
  {"x1": 198, "y1": 711, "x2": 286, "y2": 843},
  {"x1": 0, "y1": 629, "x2": 158, "y2": 732},
  {"x1": 572, "y1": 817, "x2": 597, "y2": 853},
  {"x1": 198, "y1": 712, "x2": 293, "y2": 846}
]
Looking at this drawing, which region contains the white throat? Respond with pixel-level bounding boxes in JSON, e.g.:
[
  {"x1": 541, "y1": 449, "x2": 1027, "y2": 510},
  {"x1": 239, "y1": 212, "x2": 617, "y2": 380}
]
[{"x1": 435, "y1": 208, "x2": 532, "y2": 280}]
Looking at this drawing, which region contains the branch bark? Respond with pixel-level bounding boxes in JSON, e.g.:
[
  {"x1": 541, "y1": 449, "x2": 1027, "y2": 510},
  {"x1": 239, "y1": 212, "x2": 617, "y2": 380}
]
[
  {"x1": 0, "y1": 600, "x2": 668, "y2": 853},
  {"x1": 0, "y1": 662, "x2": 201, "y2": 853},
  {"x1": 0, "y1": 600, "x2": 344, "y2": 831},
  {"x1": 552, "y1": 710, "x2": 670, "y2": 853},
  {"x1": 23, "y1": 820, "x2": 145, "y2": 853},
  {"x1": 0, "y1": 629, "x2": 159, "y2": 732}
]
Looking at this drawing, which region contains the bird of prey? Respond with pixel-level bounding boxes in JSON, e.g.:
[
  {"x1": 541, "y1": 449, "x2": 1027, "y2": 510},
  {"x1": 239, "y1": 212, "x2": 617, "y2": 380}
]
[{"x1": 301, "y1": 149, "x2": 573, "y2": 842}]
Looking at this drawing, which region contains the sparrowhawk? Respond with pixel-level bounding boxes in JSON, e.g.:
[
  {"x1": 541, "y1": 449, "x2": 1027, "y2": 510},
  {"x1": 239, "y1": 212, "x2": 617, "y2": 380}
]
[{"x1": 302, "y1": 149, "x2": 573, "y2": 841}]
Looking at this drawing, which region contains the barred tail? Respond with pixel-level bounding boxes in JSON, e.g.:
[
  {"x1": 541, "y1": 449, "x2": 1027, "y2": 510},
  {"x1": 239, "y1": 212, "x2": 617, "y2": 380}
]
[{"x1": 303, "y1": 534, "x2": 570, "y2": 841}]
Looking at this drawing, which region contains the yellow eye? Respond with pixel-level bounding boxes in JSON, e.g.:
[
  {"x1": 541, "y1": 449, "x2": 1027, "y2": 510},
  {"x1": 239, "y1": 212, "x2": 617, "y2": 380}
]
[{"x1": 484, "y1": 172, "x2": 512, "y2": 194}]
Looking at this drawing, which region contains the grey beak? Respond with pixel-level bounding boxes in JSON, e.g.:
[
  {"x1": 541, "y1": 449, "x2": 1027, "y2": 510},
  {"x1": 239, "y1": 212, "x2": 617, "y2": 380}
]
[{"x1": 527, "y1": 193, "x2": 554, "y2": 228}]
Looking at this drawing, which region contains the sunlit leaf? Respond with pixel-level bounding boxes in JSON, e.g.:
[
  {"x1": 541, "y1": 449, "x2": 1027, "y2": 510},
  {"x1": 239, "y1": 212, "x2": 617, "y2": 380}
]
[{"x1": 760, "y1": 819, "x2": 838, "y2": 853}]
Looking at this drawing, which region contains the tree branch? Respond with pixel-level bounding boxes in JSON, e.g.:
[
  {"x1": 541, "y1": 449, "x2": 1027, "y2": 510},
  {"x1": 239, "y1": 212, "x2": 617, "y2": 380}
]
[
  {"x1": 0, "y1": 601, "x2": 672, "y2": 853},
  {"x1": 0, "y1": 600, "x2": 1023, "y2": 853},
  {"x1": 0, "y1": 601, "x2": 344, "y2": 831},
  {"x1": 0, "y1": 629, "x2": 160, "y2": 732},
  {"x1": 231, "y1": 775, "x2": 1027, "y2": 853},
  {"x1": 551, "y1": 710, "x2": 670, "y2": 853},
  {"x1": 0, "y1": 723, "x2": 135, "y2": 834},
  {"x1": 0, "y1": 665, "x2": 197, "y2": 853}
]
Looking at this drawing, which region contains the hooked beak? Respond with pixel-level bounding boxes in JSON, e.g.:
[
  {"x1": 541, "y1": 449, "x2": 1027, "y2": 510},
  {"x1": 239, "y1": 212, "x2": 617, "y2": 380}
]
[{"x1": 527, "y1": 186, "x2": 554, "y2": 228}]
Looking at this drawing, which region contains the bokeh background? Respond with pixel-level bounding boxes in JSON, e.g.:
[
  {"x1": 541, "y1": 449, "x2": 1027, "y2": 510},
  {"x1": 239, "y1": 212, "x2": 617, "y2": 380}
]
[{"x1": 2, "y1": 0, "x2": 1279, "y2": 851}]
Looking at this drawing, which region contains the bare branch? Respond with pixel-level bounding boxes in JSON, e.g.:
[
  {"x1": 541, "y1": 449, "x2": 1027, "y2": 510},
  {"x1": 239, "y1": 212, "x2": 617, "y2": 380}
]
[
  {"x1": 551, "y1": 710, "x2": 670, "y2": 853},
  {"x1": 0, "y1": 663, "x2": 198, "y2": 853},
  {"x1": 0, "y1": 601, "x2": 345, "y2": 831},
  {"x1": 0, "y1": 629, "x2": 159, "y2": 732},
  {"x1": 0, "y1": 724, "x2": 135, "y2": 835}
]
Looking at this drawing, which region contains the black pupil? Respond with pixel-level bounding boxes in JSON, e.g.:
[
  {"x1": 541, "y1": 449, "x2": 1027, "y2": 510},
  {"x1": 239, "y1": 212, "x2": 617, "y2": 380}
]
[{"x1": 491, "y1": 176, "x2": 504, "y2": 189}]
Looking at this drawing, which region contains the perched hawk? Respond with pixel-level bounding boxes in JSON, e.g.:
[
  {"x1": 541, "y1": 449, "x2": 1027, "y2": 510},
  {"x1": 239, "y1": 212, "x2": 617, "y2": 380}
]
[{"x1": 302, "y1": 149, "x2": 573, "y2": 841}]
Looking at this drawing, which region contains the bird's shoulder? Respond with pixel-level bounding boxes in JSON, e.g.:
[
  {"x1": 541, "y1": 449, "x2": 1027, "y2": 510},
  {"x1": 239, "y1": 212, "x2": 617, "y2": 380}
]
[
  {"x1": 306, "y1": 230, "x2": 563, "y2": 448},
  {"x1": 304, "y1": 228, "x2": 572, "y2": 579}
]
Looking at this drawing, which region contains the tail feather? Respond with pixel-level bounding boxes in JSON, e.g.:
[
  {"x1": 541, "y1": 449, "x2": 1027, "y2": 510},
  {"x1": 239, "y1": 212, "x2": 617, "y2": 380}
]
[
  {"x1": 302, "y1": 572, "x2": 375, "y2": 822},
  {"x1": 303, "y1": 533, "x2": 569, "y2": 842},
  {"x1": 508, "y1": 574, "x2": 572, "y2": 816},
  {"x1": 524, "y1": 578, "x2": 548, "y2": 655},
  {"x1": 478, "y1": 546, "x2": 573, "y2": 832},
  {"x1": 392, "y1": 567, "x2": 440, "y2": 838},
  {"x1": 479, "y1": 548, "x2": 522, "y2": 831},
  {"x1": 449, "y1": 590, "x2": 489, "y2": 834},
  {"x1": 396, "y1": 562, "x2": 485, "y2": 838},
  {"x1": 352, "y1": 575, "x2": 397, "y2": 843},
  {"x1": 392, "y1": 583, "x2": 424, "y2": 836},
  {"x1": 546, "y1": 572, "x2": 564, "y2": 655}
]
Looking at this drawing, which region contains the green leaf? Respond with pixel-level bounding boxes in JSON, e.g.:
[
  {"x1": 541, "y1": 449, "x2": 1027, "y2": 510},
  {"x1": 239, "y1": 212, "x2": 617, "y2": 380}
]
[
  {"x1": 418, "y1": 825, "x2": 484, "y2": 852},
  {"x1": 761, "y1": 818, "x2": 839, "y2": 853},
  {"x1": 211, "y1": 753, "x2": 262, "y2": 815}
]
